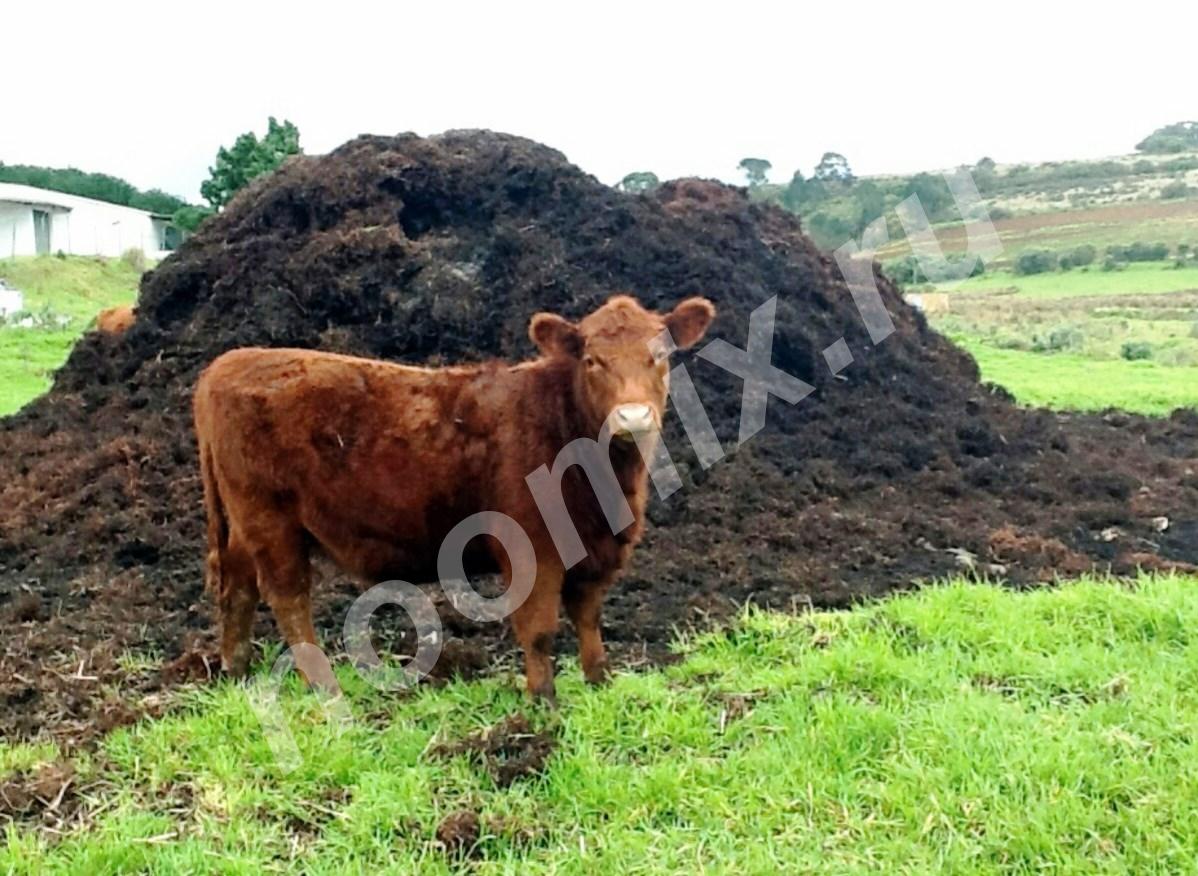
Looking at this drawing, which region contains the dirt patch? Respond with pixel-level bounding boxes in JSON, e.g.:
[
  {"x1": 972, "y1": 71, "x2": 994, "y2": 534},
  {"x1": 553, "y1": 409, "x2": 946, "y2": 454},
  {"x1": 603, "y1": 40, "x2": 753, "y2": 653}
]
[
  {"x1": 0, "y1": 762, "x2": 78, "y2": 827},
  {"x1": 431, "y1": 714, "x2": 556, "y2": 787},
  {"x1": 987, "y1": 525, "x2": 1092, "y2": 580},
  {"x1": 436, "y1": 809, "x2": 481, "y2": 857},
  {"x1": 0, "y1": 131, "x2": 1196, "y2": 744}
]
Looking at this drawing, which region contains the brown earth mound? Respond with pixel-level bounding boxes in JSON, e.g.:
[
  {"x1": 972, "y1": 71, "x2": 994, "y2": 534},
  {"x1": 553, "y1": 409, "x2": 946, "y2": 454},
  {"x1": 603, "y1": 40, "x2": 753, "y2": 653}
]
[{"x1": 1, "y1": 131, "x2": 1196, "y2": 744}]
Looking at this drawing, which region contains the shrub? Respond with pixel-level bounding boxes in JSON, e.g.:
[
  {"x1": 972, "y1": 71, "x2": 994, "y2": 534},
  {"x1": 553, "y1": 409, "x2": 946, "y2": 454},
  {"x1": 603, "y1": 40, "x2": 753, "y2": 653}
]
[
  {"x1": 1066, "y1": 244, "x2": 1096, "y2": 268},
  {"x1": 1015, "y1": 249, "x2": 1057, "y2": 275},
  {"x1": 882, "y1": 253, "x2": 983, "y2": 285},
  {"x1": 1032, "y1": 325, "x2": 1085, "y2": 353},
  {"x1": 1160, "y1": 180, "x2": 1192, "y2": 200},
  {"x1": 1106, "y1": 242, "x2": 1170, "y2": 263},
  {"x1": 120, "y1": 248, "x2": 147, "y2": 273},
  {"x1": 1120, "y1": 341, "x2": 1154, "y2": 361},
  {"x1": 1102, "y1": 256, "x2": 1122, "y2": 272},
  {"x1": 1190, "y1": 322, "x2": 1198, "y2": 340}
]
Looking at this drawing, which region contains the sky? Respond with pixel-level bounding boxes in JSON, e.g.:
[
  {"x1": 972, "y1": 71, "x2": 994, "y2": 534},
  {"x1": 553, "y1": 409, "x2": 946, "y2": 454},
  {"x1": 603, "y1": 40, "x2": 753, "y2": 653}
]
[{"x1": 3, "y1": 1, "x2": 1195, "y2": 203}]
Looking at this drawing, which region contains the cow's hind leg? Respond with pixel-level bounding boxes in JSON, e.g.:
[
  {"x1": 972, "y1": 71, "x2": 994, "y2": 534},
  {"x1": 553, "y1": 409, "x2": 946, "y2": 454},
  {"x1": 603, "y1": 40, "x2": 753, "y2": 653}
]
[
  {"x1": 250, "y1": 524, "x2": 338, "y2": 692},
  {"x1": 563, "y1": 576, "x2": 614, "y2": 685},
  {"x1": 217, "y1": 538, "x2": 259, "y2": 677}
]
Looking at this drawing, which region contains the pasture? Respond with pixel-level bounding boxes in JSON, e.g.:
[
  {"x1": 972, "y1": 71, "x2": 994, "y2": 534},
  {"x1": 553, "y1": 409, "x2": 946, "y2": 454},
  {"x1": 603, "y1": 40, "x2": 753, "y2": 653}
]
[
  {"x1": 0, "y1": 256, "x2": 141, "y2": 415},
  {"x1": 954, "y1": 338, "x2": 1198, "y2": 414},
  {"x1": 4, "y1": 574, "x2": 1198, "y2": 873}
]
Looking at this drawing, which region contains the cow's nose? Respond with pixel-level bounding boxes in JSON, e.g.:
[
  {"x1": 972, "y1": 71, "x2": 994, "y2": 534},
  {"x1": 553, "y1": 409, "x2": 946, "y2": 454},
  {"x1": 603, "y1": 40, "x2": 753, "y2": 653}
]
[{"x1": 614, "y1": 404, "x2": 655, "y2": 435}]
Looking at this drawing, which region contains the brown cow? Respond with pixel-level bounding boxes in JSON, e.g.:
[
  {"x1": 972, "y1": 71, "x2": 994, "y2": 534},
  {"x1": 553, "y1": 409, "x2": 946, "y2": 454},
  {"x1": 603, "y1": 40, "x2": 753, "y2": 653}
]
[
  {"x1": 96, "y1": 305, "x2": 136, "y2": 334},
  {"x1": 193, "y1": 294, "x2": 715, "y2": 701}
]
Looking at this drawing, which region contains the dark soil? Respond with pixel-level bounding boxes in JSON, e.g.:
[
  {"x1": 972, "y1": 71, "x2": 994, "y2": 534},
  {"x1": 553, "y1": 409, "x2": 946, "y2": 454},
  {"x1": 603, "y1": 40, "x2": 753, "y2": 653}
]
[
  {"x1": 0, "y1": 762, "x2": 78, "y2": 827},
  {"x1": 430, "y1": 713, "x2": 556, "y2": 788},
  {"x1": 1, "y1": 130, "x2": 1196, "y2": 746},
  {"x1": 435, "y1": 809, "x2": 481, "y2": 857}
]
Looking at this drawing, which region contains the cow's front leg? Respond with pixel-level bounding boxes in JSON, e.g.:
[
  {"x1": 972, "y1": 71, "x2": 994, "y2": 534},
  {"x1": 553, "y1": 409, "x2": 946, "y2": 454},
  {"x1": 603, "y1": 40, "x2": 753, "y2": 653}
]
[
  {"x1": 564, "y1": 574, "x2": 615, "y2": 685},
  {"x1": 509, "y1": 564, "x2": 564, "y2": 705}
]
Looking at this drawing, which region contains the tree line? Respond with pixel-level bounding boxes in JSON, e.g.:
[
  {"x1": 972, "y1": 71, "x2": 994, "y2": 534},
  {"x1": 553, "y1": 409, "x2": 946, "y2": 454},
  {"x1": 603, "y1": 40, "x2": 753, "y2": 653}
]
[
  {"x1": 618, "y1": 120, "x2": 1198, "y2": 250},
  {"x1": 0, "y1": 163, "x2": 188, "y2": 215},
  {"x1": 2, "y1": 117, "x2": 302, "y2": 237}
]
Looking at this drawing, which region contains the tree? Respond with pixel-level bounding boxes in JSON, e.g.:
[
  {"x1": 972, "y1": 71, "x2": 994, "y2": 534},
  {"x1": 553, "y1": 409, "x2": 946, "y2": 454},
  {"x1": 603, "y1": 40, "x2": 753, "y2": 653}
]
[
  {"x1": 201, "y1": 117, "x2": 302, "y2": 210},
  {"x1": 172, "y1": 205, "x2": 215, "y2": 232},
  {"x1": 737, "y1": 157, "x2": 772, "y2": 187},
  {"x1": 781, "y1": 171, "x2": 809, "y2": 211},
  {"x1": 814, "y1": 152, "x2": 854, "y2": 183},
  {"x1": 618, "y1": 171, "x2": 661, "y2": 194},
  {"x1": 851, "y1": 180, "x2": 885, "y2": 227},
  {"x1": 901, "y1": 173, "x2": 954, "y2": 221},
  {"x1": 1136, "y1": 121, "x2": 1198, "y2": 155}
]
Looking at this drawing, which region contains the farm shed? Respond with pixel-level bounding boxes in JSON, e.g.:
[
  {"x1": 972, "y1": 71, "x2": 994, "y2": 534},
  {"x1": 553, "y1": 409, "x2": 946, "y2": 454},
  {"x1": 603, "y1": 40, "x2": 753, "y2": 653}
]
[{"x1": 0, "y1": 182, "x2": 185, "y2": 260}]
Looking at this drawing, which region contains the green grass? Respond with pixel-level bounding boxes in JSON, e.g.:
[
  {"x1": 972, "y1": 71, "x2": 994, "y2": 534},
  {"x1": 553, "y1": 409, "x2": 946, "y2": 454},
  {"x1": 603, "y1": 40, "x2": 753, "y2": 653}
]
[
  {"x1": 0, "y1": 256, "x2": 141, "y2": 415},
  {"x1": 953, "y1": 335, "x2": 1198, "y2": 414},
  {"x1": 937, "y1": 263, "x2": 1198, "y2": 299},
  {"x1": 0, "y1": 255, "x2": 142, "y2": 321},
  {"x1": 5, "y1": 574, "x2": 1198, "y2": 874}
]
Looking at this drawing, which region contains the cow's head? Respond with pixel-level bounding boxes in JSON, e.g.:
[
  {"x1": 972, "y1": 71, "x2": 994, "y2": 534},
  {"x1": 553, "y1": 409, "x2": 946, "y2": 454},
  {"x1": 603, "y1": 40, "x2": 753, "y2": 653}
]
[{"x1": 530, "y1": 294, "x2": 716, "y2": 442}]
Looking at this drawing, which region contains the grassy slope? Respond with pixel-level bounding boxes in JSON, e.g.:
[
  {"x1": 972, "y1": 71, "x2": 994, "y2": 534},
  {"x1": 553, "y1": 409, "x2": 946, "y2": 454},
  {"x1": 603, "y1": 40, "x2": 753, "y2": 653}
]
[
  {"x1": 4, "y1": 575, "x2": 1198, "y2": 874},
  {"x1": 0, "y1": 256, "x2": 141, "y2": 415}
]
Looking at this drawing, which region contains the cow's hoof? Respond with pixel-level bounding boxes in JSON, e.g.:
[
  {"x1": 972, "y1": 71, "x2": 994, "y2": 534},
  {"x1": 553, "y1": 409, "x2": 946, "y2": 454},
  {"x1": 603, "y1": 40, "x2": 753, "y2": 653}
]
[
  {"x1": 583, "y1": 661, "x2": 611, "y2": 686},
  {"x1": 529, "y1": 682, "x2": 558, "y2": 709},
  {"x1": 221, "y1": 651, "x2": 250, "y2": 678}
]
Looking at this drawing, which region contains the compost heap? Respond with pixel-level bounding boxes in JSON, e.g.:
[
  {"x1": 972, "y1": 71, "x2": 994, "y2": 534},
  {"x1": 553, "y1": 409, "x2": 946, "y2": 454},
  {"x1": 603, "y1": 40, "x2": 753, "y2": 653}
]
[{"x1": 2, "y1": 131, "x2": 1195, "y2": 743}]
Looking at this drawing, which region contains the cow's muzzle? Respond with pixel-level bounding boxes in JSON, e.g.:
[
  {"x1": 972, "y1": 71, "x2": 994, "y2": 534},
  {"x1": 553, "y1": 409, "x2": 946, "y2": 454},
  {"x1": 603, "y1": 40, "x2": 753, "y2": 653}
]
[{"x1": 610, "y1": 403, "x2": 658, "y2": 441}]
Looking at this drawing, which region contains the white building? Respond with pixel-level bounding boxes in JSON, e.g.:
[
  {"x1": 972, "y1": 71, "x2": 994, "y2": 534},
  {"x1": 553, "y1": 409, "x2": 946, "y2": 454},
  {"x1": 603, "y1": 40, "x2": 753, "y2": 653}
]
[
  {"x1": 0, "y1": 182, "x2": 185, "y2": 260},
  {"x1": 0, "y1": 281, "x2": 22, "y2": 317}
]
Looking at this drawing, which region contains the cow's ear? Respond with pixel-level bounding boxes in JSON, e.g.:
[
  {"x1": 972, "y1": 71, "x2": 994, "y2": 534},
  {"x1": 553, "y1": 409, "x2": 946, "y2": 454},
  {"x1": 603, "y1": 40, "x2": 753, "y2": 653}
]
[
  {"x1": 665, "y1": 297, "x2": 716, "y2": 350},
  {"x1": 529, "y1": 312, "x2": 583, "y2": 357}
]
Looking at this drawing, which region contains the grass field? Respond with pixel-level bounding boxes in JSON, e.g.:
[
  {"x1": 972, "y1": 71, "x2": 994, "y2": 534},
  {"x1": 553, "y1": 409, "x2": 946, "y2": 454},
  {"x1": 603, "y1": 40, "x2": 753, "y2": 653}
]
[
  {"x1": 953, "y1": 336, "x2": 1198, "y2": 414},
  {"x1": 4, "y1": 574, "x2": 1198, "y2": 874},
  {"x1": 936, "y1": 262, "x2": 1198, "y2": 299},
  {"x1": 0, "y1": 256, "x2": 141, "y2": 415}
]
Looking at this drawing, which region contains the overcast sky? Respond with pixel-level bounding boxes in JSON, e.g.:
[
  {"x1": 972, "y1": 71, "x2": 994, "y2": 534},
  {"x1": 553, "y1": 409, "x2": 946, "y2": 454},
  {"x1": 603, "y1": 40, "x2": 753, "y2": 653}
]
[{"x1": 4, "y1": 1, "x2": 1194, "y2": 203}]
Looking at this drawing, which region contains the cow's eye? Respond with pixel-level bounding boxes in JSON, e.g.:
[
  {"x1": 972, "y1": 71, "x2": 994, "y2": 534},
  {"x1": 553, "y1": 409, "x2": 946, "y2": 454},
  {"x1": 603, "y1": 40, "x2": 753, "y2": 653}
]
[{"x1": 584, "y1": 354, "x2": 602, "y2": 369}]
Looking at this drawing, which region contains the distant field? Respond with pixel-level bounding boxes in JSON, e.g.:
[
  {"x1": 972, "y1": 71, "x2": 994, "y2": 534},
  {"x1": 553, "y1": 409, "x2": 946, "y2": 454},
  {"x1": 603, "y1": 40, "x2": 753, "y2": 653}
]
[
  {"x1": 6, "y1": 574, "x2": 1198, "y2": 873},
  {"x1": 0, "y1": 256, "x2": 141, "y2": 415},
  {"x1": 952, "y1": 334, "x2": 1198, "y2": 414},
  {"x1": 934, "y1": 262, "x2": 1198, "y2": 299},
  {"x1": 878, "y1": 197, "x2": 1198, "y2": 268}
]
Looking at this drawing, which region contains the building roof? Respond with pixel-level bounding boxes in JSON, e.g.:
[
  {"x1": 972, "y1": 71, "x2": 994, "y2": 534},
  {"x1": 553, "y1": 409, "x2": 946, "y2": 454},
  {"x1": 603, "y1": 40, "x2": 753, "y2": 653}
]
[{"x1": 0, "y1": 182, "x2": 166, "y2": 218}]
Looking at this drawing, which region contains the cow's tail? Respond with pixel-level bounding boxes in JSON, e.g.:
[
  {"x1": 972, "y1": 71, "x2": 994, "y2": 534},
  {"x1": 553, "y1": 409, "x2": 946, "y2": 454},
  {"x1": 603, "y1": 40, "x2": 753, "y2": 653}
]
[{"x1": 198, "y1": 435, "x2": 228, "y2": 599}]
